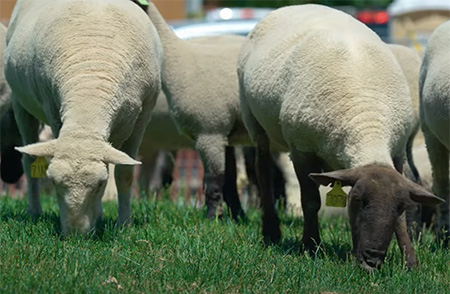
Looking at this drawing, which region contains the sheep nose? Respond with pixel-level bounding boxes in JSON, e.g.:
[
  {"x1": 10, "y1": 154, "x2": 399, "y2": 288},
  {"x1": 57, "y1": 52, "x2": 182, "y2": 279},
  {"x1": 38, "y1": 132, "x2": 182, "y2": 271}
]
[{"x1": 361, "y1": 249, "x2": 386, "y2": 270}]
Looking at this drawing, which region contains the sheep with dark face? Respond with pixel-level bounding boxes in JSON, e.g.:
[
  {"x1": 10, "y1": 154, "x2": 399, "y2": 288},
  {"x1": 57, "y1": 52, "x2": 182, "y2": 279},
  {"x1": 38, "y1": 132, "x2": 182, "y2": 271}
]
[
  {"x1": 238, "y1": 4, "x2": 443, "y2": 270},
  {"x1": 419, "y1": 20, "x2": 450, "y2": 244}
]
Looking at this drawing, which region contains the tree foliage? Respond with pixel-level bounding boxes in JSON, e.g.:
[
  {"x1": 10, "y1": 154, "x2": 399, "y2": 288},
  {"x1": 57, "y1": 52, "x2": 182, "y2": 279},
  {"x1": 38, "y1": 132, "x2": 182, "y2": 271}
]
[{"x1": 211, "y1": 0, "x2": 393, "y2": 9}]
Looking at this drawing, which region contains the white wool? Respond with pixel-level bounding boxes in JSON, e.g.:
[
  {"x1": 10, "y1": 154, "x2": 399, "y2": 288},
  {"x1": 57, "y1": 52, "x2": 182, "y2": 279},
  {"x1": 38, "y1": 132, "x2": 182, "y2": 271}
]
[
  {"x1": 419, "y1": 21, "x2": 450, "y2": 150},
  {"x1": 388, "y1": 44, "x2": 421, "y2": 134},
  {"x1": 5, "y1": 0, "x2": 162, "y2": 234},
  {"x1": 238, "y1": 4, "x2": 413, "y2": 170},
  {"x1": 146, "y1": 2, "x2": 251, "y2": 217},
  {"x1": 418, "y1": 20, "x2": 450, "y2": 232}
]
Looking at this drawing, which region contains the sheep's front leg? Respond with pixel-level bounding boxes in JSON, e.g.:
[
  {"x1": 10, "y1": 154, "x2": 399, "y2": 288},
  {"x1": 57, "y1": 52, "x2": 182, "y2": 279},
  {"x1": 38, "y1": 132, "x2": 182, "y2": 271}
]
[
  {"x1": 423, "y1": 128, "x2": 449, "y2": 245},
  {"x1": 196, "y1": 134, "x2": 227, "y2": 219},
  {"x1": 395, "y1": 212, "x2": 417, "y2": 269},
  {"x1": 223, "y1": 146, "x2": 245, "y2": 220},
  {"x1": 291, "y1": 151, "x2": 322, "y2": 252},
  {"x1": 115, "y1": 106, "x2": 152, "y2": 226},
  {"x1": 12, "y1": 97, "x2": 42, "y2": 217}
]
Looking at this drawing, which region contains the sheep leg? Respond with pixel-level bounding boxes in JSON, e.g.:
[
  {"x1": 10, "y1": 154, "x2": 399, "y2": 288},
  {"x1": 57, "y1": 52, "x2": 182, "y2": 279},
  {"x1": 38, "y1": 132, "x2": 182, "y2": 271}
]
[
  {"x1": 255, "y1": 132, "x2": 281, "y2": 244},
  {"x1": 243, "y1": 146, "x2": 259, "y2": 208},
  {"x1": 11, "y1": 97, "x2": 42, "y2": 217},
  {"x1": 423, "y1": 128, "x2": 450, "y2": 245},
  {"x1": 195, "y1": 134, "x2": 227, "y2": 219},
  {"x1": 0, "y1": 108, "x2": 24, "y2": 184},
  {"x1": 115, "y1": 103, "x2": 153, "y2": 226},
  {"x1": 291, "y1": 151, "x2": 322, "y2": 252},
  {"x1": 138, "y1": 151, "x2": 158, "y2": 198},
  {"x1": 223, "y1": 146, "x2": 245, "y2": 220},
  {"x1": 396, "y1": 152, "x2": 423, "y2": 240},
  {"x1": 406, "y1": 127, "x2": 422, "y2": 184},
  {"x1": 395, "y1": 212, "x2": 418, "y2": 269},
  {"x1": 161, "y1": 150, "x2": 176, "y2": 188},
  {"x1": 272, "y1": 153, "x2": 287, "y2": 209}
]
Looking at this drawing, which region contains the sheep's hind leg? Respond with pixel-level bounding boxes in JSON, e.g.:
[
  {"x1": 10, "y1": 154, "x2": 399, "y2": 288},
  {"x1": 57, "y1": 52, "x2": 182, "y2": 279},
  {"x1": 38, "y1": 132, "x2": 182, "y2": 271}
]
[
  {"x1": 12, "y1": 97, "x2": 42, "y2": 217},
  {"x1": 195, "y1": 134, "x2": 227, "y2": 219},
  {"x1": 291, "y1": 151, "x2": 322, "y2": 253},
  {"x1": 138, "y1": 150, "x2": 158, "y2": 198},
  {"x1": 423, "y1": 129, "x2": 449, "y2": 246},
  {"x1": 255, "y1": 131, "x2": 281, "y2": 244},
  {"x1": 223, "y1": 146, "x2": 245, "y2": 221}
]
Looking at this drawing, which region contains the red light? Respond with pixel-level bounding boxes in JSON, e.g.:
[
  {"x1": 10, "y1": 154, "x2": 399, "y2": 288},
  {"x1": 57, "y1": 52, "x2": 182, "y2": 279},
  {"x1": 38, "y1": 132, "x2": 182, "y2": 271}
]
[
  {"x1": 357, "y1": 11, "x2": 373, "y2": 24},
  {"x1": 357, "y1": 11, "x2": 388, "y2": 24},
  {"x1": 375, "y1": 11, "x2": 389, "y2": 24},
  {"x1": 240, "y1": 9, "x2": 254, "y2": 19}
]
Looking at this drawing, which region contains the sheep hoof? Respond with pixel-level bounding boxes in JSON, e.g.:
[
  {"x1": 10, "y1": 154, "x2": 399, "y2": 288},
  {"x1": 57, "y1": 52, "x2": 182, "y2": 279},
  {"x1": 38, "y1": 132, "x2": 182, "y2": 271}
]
[{"x1": 262, "y1": 218, "x2": 281, "y2": 245}]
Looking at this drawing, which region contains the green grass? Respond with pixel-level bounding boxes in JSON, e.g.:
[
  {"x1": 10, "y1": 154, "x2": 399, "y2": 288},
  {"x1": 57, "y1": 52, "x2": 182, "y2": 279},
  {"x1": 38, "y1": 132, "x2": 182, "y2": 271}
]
[{"x1": 0, "y1": 194, "x2": 449, "y2": 293}]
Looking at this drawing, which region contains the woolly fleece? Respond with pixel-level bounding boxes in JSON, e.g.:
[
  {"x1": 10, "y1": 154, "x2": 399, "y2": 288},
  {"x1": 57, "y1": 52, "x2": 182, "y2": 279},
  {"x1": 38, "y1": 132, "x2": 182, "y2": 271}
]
[
  {"x1": 238, "y1": 4, "x2": 413, "y2": 170},
  {"x1": 146, "y1": 2, "x2": 249, "y2": 217},
  {"x1": 419, "y1": 21, "x2": 450, "y2": 150},
  {"x1": 5, "y1": 0, "x2": 162, "y2": 234},
  {"x1": 418, "y1": 20, "x2": 450, "y2": 236}
]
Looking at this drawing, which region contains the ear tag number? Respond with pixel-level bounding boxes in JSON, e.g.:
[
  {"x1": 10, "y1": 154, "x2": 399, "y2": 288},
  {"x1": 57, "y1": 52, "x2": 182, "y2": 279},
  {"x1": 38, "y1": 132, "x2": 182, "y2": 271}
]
[
  {"x1": 326, "y1": 180, "x2": 347, "y2": 207},
  {"x1": 137, "y1": 0, "x2": 150, "y2": 5},
  {"x1": 31, "y1": 157, "x2": 48, "y2": 178}
]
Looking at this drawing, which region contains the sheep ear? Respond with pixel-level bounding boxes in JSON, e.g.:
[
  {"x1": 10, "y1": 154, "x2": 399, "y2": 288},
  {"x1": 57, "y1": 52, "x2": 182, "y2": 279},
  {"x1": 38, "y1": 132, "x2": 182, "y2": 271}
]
[
  {"x1": 102, "y1": 144, "x2": 141, "y2": 165},
  {"x1": 407, "y1": 181, "x2": 444, "y2": 206},
  {"x1": 15, "y1": 139, "x2": 57, "y2": 157},
  {"x1": 309, "y1": 168, "x2": 359, "y2": 187}
]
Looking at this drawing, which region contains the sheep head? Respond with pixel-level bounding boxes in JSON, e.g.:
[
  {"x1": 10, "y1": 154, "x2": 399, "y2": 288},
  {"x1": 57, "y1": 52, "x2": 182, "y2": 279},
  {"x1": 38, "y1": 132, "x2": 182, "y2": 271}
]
[
  {"x1": 310, "y1": 164, "x2": 444, "y2": 271},
  {"x1": 16, "y1": 139, "x2": 140, "y2": 235}
]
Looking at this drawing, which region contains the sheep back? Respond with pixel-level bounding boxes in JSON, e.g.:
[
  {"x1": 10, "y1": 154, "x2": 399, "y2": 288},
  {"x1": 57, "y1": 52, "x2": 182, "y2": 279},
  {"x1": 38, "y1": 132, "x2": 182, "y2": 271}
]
[
  {"x1": 5, "y1": 0, "x2": 162, "y2": 146},
  {"x1": 239, "y1": 4, "x2": 413, "y2": 169},
  {"x1": 162, "y1": 34, "x2": 246, "y2": 140}
]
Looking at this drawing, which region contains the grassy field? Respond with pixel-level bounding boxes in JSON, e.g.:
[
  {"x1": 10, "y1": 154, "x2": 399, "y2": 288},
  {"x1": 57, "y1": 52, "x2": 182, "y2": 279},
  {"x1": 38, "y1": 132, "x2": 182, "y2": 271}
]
[{"x1": 0, "y1": 194, "x2": 449, "y2": 293}]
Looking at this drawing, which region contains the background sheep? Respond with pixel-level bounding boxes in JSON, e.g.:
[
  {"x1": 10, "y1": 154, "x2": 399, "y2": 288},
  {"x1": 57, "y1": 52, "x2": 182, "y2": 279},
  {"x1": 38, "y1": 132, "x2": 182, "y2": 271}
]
[
  {"x1": 419, "y1": 20, "x2": 450, "y2": 244},
  {"x1": 387, "y1": 44, "x2": 425, "y2": 234},
  {"x1": 238, "y1": 4, "x2": 443, "y2": 270},
  {"x1": 5, "y1": 0, "x2": 162, "y2": 235},
  {"x1": 146, "y1": 2, "x2": 252, "y2": 220},
  {"x1": 0, "y1": 22, "x2": 24, "y2": 185},
  {"x1": 138, "y1": 92, "x2": 192, "y2": 196}
]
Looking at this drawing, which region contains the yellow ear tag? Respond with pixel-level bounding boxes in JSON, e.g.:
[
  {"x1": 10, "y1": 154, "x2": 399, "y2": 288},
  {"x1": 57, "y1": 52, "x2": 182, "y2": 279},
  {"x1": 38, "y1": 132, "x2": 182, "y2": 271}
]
[
  {"x1": 31, "y1": 157, "x2": 48, "y2": 178},
  {"x1": 325, "y1": 180, "x2": 347, "y2": 207},
  {"x1": 137, "y1": 0, "x2": 149, "y2": 5}
]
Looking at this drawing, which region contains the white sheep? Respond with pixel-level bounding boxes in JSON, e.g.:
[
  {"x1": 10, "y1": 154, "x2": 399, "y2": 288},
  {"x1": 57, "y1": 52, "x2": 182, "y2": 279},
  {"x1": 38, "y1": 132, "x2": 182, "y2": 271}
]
[
  {"x1": 419, "y1": 20, "x2": 450, "y2": 243},
  {"x1": 388, "y1": 44, "x2": 422, "y2": 181},
  {"x1": 146, "y1": 2, "x2": 250, "y2": 219},
  {"x1": 238, "y1": 4, "x2": 443, "y2": 270},
  {"x1": 5, "y1": 0, "x2": 162, "y2": 235},
  {"x1": 138, "y1": 91, "x2": 192, "y2": 196}
]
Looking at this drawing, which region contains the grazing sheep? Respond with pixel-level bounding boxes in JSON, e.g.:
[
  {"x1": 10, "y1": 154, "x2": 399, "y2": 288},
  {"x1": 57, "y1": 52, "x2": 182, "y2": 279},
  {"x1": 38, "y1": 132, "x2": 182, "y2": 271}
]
[
  {"x1": 5, "y1": 0, "x2": 162, "y2": 235},
  {"x1": 146, "y1": 2, "x2": 251, "y2": 219},
  {"x1": 388, "y1": 44, "x2": 422, "y2": 182},
  {"x1": 419, "y1": 20, "x2": 450, "y2": 243},
  {"x1": 388, "y1": 44, "x2": 424, "y2": 233},
  {"x1": 238, "y1": 4, "x2": 443, "y2": 270},
  {"x1": 138, "y1": 91, "x2": 192, "y2": 196}
]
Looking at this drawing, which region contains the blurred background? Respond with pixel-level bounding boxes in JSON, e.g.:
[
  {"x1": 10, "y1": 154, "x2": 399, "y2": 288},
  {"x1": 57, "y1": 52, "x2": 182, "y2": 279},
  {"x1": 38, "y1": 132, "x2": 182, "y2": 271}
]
[{"x1": 1, "y1": 0, "x2": 449, "y2": 207}]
